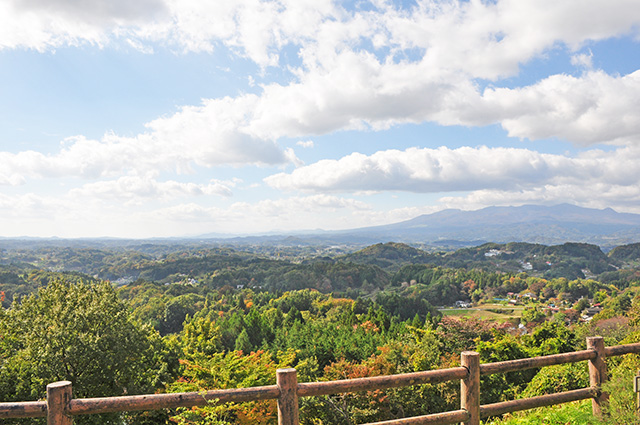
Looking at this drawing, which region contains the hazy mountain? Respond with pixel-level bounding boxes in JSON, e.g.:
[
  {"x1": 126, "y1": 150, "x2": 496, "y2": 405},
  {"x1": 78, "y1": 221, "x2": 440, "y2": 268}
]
[
  {"x1": 7, "y1": 204, "x2": 636, "y2": 252},
  {"x1": 335, "y1": 204, "x2": 640, "y2": 249}
]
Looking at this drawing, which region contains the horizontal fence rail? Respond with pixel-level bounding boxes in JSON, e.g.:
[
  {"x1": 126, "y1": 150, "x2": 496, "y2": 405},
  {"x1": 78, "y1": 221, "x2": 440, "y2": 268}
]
[
  {"x1": 604, "y1": 343, "x2": 640, "y2": 357},
  {"x1": 478, "y1": 348, "x2": 596, "y2": 375},
  {"x1": 361, "y1": 409, "x2": 471, "y2": 425},
  {"x1": 68, "y1": 385, "x2": 281, "y2": 416},
  {"x1": 479, "y1": 387, "x2": 597, "y2": 418},
  {"x1": 2, "y1": 337, "x2": 640, "y2": 424},
  {"x1": 296, "y1": 366, "x2": 469, "y2": 397},
  {"x1": 0, "y1": 401, "x2": 47, "y2": 419}
]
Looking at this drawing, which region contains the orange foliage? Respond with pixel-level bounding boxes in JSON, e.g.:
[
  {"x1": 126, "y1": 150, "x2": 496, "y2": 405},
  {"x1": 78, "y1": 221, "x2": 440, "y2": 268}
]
[
  {"x1": 462, "y1": 279, "x2": 477, "y2": 293},
  {"x1": 234, "y1": 400, "x2": 277, "y2": 424},
  {"x1": 358, "y1": 320, "x2": 380, "y2": 333}
]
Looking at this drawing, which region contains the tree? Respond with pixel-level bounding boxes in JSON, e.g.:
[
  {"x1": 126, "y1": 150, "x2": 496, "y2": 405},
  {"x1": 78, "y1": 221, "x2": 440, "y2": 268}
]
[
  {"x1": 524, "y1": 321, "x2": 577, "y2": 356},
  {"x1": 573, "y1": 297, "x2": 590, "y2": 313},
  {"x1": 160, "y1": 293, "x2": 204, "y2": 335},
  {"x1": 476, "y1": 333, "x2": 536, "y2": 404},
  {"x1": 0, "y1": 279, "x2": 178, "y2": 424},
  {"x1": 235, "y1": 328, "x2": 252, "y2": 353},
  {"x1": 181, "y1": 315, "x2": 222, "y2": 358},
  {"x1": 521, "y1": 306, "x2": 546, "y2": 327}
]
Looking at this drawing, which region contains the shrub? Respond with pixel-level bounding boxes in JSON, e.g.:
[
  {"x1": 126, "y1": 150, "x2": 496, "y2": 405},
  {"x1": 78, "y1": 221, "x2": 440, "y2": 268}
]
[{"x1": 522, "y1": 362, "x2": 589, "y2": 398}]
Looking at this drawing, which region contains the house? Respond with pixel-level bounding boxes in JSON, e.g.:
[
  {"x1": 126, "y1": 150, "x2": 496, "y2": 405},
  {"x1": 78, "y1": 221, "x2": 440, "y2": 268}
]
[
  {"x1": 520, "y1": 261, "x2": 533, "y2": 270},
  {"x1": 584, "y1": 306, "x2": 602, "y2": 317}
]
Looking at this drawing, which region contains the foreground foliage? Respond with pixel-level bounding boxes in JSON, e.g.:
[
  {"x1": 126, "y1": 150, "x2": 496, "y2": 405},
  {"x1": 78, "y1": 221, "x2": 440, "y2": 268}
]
[
  {"x1": 483, "y1": 400, "x2": 599, "y2": 425},
  {"x1": 2, "y1": 240, "x2": 640, "y2": 424},
  {"x1": 0, "y1": 279, "x2": 179, "y2": 424}
]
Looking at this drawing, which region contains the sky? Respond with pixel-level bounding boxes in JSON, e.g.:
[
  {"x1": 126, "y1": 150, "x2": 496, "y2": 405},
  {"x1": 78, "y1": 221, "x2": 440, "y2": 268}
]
[{"x1": 1, "y1": 0, "x2": 640, "y2": 238}]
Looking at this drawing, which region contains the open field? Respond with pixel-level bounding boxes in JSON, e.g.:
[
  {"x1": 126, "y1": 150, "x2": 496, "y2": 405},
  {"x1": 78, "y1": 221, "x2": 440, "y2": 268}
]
[{"x1": 439, "y1": 303, "x2": 525, "y2": 322}]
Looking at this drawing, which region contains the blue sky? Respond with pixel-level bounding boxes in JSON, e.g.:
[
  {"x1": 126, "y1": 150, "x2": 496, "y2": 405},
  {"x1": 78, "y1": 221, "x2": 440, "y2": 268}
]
[{"x1": 1, "y1": 0, "x2": 640, "y2": 238}]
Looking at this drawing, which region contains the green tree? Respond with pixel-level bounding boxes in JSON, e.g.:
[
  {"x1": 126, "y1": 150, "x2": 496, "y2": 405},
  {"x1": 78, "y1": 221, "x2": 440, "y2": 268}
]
[
  {"x1": 0, "y1": 279, "x2": 178, "y2": 424},
  {"x1": 181, "y1": 315, "x2": 222, "y2": 358},
  {"x1": 476, "y1": 333, "x2": 535, "y2": 404},
  {"x1": 573, "y1": 297, "x2": 590, "y2": 313},
  {"x1": 520, "y1": 306, "x2": 546, "y2": 326},
  {"x1": 235, "y1": 328, "x2": 252, "y2": 353},
  {"x1": 524, "y1": 321, "x2": 577, "y2": 356}
]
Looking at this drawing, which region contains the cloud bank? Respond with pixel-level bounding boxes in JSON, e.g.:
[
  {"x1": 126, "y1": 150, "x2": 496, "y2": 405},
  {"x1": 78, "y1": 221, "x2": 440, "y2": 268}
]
[{"x1": 1, "y1": 0, "x2": 640, "y2": 236}]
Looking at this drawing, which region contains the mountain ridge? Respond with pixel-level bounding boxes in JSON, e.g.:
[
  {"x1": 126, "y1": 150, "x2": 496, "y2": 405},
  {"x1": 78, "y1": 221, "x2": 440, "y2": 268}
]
[
  {"x1": 4, "y1": 204, "x2": 640, "y2": 250},
  {"x1": 330, "y1": 204, "x2": 640, "y2": 248}
]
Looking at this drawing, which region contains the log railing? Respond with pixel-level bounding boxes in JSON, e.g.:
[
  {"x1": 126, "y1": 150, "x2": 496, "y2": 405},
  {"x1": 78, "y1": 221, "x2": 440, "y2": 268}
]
[{"x1": 2, "y1": 336, "x2": 640, "y2": 424}]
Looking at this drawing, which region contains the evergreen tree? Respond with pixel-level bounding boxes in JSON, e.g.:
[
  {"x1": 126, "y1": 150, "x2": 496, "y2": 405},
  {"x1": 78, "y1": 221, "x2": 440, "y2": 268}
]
[{"x1": 234, "y1": 328, "x2": 252, "y2": 353}]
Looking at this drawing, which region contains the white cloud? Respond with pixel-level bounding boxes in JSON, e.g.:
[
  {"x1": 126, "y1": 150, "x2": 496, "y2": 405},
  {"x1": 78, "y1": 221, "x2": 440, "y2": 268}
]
[
  {"x1": 0, "y1": 136, "x2": 145, "y2": 183},
  {"x1": 437, "y1": 183, "x2": 640, "y2": 215},
  {"x1": 0, "y1": 0, "x2": 168, "y2": 50},
  {"x1": 246, "y1": 50, "x2": 477, "y2": 138},
  {"x1": 2, "y1": 0, "x2": 638, "y2": 71},
  {"x1": 0, "y1": 96, "x2": 300, "y2": 185},
  {"x1": 2, "y1": 0, "x2": 640, "y2": 237},
  {"x1": 0, "y1": 192, "x2": 59, "y2": 219},
  {"x1": 265, "y1": 146, "x2": 556, "y2": 192},
  {"x1": 0, "y1": 189, "x2": 374, "y2": 237},
  {"x1": 477, "y1": 71, "x2": 640, "y2": 145},
  {"x1": 2, "y1": 1, "x2": 639, "y2": 148},
  {"x1": 265, "y1": 144, "x2": 640, "y2": 195},
  {"x1": 68, "y1": 176, "x2": 236, "y2": 204},
  {"x1": 571, "y1": 50, "x2": 593, "y2": 69},
  {"x1": 144, "y1": 96, "x2": 298, "y2": 168},
  {"x1": 11, "y1": 0, "x2": 169, "y2": 23},
  {"x1": 250, "y1": 60, "x2": 640, "y2": 146},
  {"x1": 142, "y1": 194, "x2": 372, "y2": 234},
  {"x1": 296, "y1": 140, "x2": 314, "y2": 148},
  {"x1": 155, "y1": 194, "x2": 368, "y2": 220}
]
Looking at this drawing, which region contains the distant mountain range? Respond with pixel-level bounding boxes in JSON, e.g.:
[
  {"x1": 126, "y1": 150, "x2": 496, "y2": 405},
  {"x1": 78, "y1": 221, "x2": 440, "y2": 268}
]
[
  {"x1": 5, "y1": 204, "x2": 640, "y2": 251},
  {"x1": 335, "y1": 204, "x2": 640, "y2": 248},
  {"x1": 198, "y1": 204, "x2": 640, "y2": 250},
  {"x1": 334, "y1": 204, "x2": 640, "y2": 248}
]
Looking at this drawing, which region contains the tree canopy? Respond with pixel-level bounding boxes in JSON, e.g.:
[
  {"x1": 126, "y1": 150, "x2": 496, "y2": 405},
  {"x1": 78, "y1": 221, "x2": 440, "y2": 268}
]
[{"x1": 0, "y1": 279, "x2": 178, "y2": 424}]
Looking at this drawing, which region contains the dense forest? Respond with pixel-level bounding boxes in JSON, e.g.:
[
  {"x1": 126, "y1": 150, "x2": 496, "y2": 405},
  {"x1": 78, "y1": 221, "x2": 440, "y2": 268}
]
[{"x1": 2, "y1": 240, "x2": 640, "y2": 424}]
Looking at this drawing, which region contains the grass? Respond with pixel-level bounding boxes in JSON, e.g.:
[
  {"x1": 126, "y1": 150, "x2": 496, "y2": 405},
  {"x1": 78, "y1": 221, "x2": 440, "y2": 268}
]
[
  {"x1": 440, "y1": 303, "x2": 524, "y2": 321},
  {"x1": 482, "y1": 400, "x2": 602, "y2": 425}
]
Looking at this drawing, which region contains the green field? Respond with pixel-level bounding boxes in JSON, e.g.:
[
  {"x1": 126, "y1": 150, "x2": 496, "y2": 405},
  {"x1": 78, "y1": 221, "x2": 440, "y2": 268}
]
[{"x1": 440, "y1": 303, "x2": 524, "y2": 322}]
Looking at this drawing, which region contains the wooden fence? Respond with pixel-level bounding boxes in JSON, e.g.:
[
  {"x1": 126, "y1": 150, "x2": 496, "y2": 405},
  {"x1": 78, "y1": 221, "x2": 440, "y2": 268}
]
[{"x1": 1, "y1": 336, "x2": 640, "y2": 425}]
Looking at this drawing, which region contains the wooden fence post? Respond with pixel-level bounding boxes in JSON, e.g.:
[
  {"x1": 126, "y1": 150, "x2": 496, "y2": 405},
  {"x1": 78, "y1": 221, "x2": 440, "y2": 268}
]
[
  {"x1": 461, "y1": 351, "x2": 480, "y2": 425},
  {"x1": 47, "y1": 381, "x2": 73, "y2": 425},
  {"x1": 587, "y1": 336, "x2": 608, "y2": 417},
  {"x1": 277, "y1": 368, "x2": 299, "y2": 425},
  {"x1": 635, "y1": 370, "x2": 640, "y2": 420}
]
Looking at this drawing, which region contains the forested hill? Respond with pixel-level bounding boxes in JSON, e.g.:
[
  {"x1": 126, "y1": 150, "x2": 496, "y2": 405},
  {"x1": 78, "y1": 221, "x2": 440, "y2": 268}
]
[
  {"x1": 0, "y1": 240, "x2": 634, "y2": 284},
  {"x1": 339, "y1": 241, "x2": 614, "y2": 276},
  {"x1": 336, "y1": 242, "x2": 435, "y2": 271},
  {"x1": 2, "y1": 239, "x2": 640, "y2": 311},
  {"x1": 608, "y1": 242, "x2": 640, "y2": 262}
]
